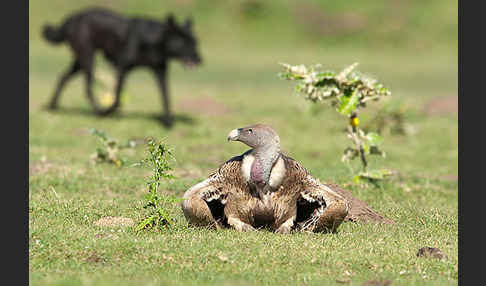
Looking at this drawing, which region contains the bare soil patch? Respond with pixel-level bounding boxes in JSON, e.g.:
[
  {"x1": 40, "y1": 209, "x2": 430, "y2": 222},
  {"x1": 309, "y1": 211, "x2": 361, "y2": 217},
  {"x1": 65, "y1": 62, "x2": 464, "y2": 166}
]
[
  {"x1": 424, "y1": 95, "x2": 458, "y2": 117},
  {"x1": 176, "y1": 96, "x2": 231, "y2": 116},
  {"x1": 94, "y1": 216, "x2": 134, "y2": 228}
]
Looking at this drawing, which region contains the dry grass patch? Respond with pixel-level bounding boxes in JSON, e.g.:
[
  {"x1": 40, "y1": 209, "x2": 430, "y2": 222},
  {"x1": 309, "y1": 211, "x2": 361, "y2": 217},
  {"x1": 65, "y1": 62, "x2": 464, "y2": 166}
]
[{"x1": 94, "y1": 216, "x2": 135, "y2": 228}]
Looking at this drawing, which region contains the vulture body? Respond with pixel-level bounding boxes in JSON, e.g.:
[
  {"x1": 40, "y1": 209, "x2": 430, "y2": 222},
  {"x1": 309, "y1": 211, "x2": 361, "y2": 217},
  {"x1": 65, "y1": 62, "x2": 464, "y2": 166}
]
[{"x1": 181, "y1": 124, "x2": 392, "y2": 233}]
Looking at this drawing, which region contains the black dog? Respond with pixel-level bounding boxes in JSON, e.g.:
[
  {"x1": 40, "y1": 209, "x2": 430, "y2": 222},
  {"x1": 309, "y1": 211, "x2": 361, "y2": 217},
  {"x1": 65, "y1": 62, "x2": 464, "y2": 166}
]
[{"x1": 43, "y1": 7, "x2": 202, "y2": 125}]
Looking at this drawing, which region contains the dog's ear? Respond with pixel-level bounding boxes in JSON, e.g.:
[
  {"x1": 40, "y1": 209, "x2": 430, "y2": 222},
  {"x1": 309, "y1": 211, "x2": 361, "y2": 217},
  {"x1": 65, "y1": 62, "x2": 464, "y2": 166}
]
[
  {"x1": 166, "y1": 13, "x2": 176, "y2": 27},
  {"x1": 184, "y1": 17, "x2": 193, "y2": 30}
]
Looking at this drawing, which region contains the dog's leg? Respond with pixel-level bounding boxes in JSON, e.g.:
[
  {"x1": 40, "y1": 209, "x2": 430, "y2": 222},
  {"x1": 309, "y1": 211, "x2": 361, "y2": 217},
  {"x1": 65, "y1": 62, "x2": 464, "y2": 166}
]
[
  {"x1": 79, "y1": 49, "x2": 104, "y2": 114},
  {"x1": 154, "y1": 66, "x2": 173, "y2": 127},
  {"x1": 85, "y1": 70, "x2": 101, "y2": 114},
  {"x1": 47, "y1": 60, "x2": 80, "y2": 110}
]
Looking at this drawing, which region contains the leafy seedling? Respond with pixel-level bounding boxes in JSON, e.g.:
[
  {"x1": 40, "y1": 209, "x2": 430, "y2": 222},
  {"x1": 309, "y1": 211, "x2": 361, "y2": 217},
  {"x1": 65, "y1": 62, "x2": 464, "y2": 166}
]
[
  {"x1": 89, "y1": 128, "x2": 136, "y2": 167},
  {"x1": 280, "y1": 63, "x2": 392, "y2": 182},
  {"x1": 135, "y1": 138, "x2": 181, "y2": 232}
]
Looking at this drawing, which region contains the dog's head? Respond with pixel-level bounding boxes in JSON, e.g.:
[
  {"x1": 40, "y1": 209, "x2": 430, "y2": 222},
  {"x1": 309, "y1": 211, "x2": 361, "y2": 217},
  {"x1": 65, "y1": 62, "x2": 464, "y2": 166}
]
[{"x1": 163, "y1": 14, "x2": 202, "y2": 69}]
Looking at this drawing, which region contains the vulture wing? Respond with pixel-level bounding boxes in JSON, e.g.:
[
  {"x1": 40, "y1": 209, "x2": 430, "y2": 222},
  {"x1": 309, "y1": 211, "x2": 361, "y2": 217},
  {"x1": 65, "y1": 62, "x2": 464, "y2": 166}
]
[
  {"x1": 182, "y1": 150, "x2": 251, "y2": 228},
  {"x1": 281, "y1": 155, "x2": 393, "y2": 232},
  {"x1": 322, "y1": 183, "x2": 395, "y2": 225}
]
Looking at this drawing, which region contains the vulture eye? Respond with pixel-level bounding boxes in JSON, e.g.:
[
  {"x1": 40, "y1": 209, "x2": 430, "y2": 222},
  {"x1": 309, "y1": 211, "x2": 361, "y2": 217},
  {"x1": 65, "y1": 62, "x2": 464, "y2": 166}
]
[{"x1": 248, "y1": 129, "x2": 253, "y2": 134}]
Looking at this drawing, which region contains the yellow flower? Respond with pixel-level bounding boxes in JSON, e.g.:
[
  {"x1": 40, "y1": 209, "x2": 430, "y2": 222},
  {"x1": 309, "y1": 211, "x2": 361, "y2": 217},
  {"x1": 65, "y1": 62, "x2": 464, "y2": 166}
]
[{"x1": 100, "y1": 92, "x2": 115, "y2": 107}]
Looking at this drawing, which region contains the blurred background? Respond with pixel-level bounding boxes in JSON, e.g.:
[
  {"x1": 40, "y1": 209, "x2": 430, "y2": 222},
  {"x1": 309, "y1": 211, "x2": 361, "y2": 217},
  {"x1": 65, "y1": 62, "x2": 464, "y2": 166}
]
[
  {"x1": 29, "y1": 2, "x2": 458, "y2": 283},
  {"x1": 29, "y1": 0, "x2": 458, "y2": 180}
]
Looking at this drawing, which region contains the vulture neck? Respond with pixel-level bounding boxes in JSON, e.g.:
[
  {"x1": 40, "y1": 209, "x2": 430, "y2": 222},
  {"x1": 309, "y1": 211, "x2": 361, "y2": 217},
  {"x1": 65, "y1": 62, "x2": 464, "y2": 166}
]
[{"x1": 250, "y1": 144, "x2": 280, "y2": 185}]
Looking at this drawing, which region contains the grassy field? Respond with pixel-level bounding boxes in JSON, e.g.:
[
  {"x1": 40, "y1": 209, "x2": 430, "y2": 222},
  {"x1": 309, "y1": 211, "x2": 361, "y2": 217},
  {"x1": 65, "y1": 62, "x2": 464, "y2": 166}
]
[{"x1": 29, "y1": 1, "x2": 458, "y2": 285}]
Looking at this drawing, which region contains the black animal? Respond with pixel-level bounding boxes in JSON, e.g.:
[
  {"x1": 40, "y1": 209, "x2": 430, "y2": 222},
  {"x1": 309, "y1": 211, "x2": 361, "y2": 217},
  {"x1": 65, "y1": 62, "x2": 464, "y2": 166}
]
[{"x1": 43, "y1": 7, "x2": 202, "y2": 125}]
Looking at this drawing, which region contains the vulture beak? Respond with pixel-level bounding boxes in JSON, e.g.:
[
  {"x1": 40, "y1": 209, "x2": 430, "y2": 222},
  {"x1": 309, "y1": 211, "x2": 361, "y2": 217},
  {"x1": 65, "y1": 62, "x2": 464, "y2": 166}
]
[{"x1": 227, "y1": 128, "x2": 240, "y2": 141}]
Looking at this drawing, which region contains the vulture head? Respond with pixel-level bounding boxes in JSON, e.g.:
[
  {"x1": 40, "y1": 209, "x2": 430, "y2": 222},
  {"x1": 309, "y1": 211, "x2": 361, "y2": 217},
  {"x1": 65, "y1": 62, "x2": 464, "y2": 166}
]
[{"x1": 227, "y1": 124, "x2": 280, "y2": 150}]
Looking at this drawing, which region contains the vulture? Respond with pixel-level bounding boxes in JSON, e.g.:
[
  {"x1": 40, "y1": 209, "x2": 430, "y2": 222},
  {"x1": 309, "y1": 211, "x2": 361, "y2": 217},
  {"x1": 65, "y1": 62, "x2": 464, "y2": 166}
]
[{"x1": 181, "y1": 124, "x2": 393, "y2": 234}]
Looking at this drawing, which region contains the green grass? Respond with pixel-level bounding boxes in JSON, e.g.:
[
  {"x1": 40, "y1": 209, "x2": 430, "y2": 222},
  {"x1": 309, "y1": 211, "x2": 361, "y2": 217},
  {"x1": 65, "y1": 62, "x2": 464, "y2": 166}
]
[{"x1": 30, "y1": 0, "x2": 457, "y2": 285}]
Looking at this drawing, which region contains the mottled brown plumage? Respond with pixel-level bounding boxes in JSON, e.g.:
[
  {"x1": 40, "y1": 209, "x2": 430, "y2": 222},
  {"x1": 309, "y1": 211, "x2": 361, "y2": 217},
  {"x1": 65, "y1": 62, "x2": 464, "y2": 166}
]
[{"x1": 181, "y1": 124, "x2": 392, "y2": 234}]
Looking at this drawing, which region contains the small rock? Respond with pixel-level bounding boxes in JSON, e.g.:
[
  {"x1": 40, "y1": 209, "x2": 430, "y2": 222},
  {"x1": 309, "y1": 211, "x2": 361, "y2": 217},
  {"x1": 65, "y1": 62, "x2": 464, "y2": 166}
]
[
  {"x1": 217, "y1": 255, "x2": 229, "y2": 262},
  {"x1": 417, "y1": 247, "x2": 448, "y2": 260}
]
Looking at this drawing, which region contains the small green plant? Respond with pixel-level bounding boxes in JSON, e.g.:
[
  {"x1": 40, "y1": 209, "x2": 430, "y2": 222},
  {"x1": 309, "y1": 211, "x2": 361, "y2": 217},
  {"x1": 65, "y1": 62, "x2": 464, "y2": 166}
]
[
  {"x1": 89, "y1": 128, "x2": 136, "y2": 167},
  {"x1": 279, "y1": 62, "x2": 392, "y2": 182},
  {"x1": 135, "y1": 138, "x2": 181, "y2": 232}
]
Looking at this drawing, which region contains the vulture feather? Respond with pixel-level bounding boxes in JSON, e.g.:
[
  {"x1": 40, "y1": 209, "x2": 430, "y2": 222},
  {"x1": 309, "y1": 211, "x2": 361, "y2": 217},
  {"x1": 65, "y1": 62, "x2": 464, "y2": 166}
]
[{"x1": 181, "y1": 124, "x2": 393, "y2": 233}]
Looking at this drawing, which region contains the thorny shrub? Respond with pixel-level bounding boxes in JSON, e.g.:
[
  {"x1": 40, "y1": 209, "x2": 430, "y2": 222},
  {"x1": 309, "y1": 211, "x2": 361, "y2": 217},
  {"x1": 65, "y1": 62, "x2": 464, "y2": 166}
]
[
  {"x1": 135, "y1": 138, "x2": 181, "y2": 232},
  {"x1": 279, "y1": 62, "x2": 393, "y2": 182}
]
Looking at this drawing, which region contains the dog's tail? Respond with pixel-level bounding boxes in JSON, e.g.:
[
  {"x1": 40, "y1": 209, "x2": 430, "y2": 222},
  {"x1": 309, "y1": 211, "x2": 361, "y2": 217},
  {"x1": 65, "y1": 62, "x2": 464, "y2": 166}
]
[{"x1": 42, "y1": 24, "x2": 65, "y2": 44}]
